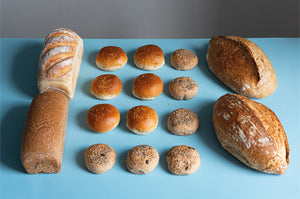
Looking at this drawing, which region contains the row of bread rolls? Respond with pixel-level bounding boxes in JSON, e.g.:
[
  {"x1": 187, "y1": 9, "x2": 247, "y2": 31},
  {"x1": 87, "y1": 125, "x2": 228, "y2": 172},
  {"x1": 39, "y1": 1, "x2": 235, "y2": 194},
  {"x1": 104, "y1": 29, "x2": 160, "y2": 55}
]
[
  {"x1": 90, "y1": 74, "x2": 198, "y2": 100},
  {"x1": 96, "y1": 45, "x2": 198, "y2": 71},
  {"x1": 87, "y1": 104, "x2": 199, "y2": 136},
  {"x1": 85, "y1": 144, "x2": 200, "y2": 175},
  {"x1": 21, "y1": 28, "x2": 84, "y2": 174}
]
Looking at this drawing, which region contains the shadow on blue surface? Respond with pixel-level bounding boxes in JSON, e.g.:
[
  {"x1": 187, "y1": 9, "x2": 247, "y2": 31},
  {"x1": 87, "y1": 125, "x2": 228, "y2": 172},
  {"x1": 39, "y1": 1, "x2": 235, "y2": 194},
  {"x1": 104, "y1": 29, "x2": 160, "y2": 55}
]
[
  {"x1": 76, "y1": 109, "x2": 93, "y2": 133},
  {"x1": 76, "y1": 148, "x2": 86, "y2": 171},
  {"x1": 123, "y1": 77, "x2": 135, "y2": 98},
  {"x1": 11, "y1": 43, "x2": 42, "y2": 98},
  {"x1": 81, "y1": 78, "x2": 95, "y2": 98},
  {"x1": 159, "y1": 149, "x2": 169, "y2": 173},
  {"x1": 87, "y1": 50, "x2": 98, "y2": 68},
  {"x1": 118, "y1": 149, "x2": 130, "y2": 172},
  {"x1": 1, "y1": 105, "x2": 29, "y2": 173}
]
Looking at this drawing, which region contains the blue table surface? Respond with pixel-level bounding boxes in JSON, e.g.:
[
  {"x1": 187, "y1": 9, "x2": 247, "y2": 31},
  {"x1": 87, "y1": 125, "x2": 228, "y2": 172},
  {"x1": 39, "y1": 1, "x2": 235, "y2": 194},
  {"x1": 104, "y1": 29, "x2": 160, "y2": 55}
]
[{"x1": 1, "y1": 38, "x2": 300, "y2": 199}]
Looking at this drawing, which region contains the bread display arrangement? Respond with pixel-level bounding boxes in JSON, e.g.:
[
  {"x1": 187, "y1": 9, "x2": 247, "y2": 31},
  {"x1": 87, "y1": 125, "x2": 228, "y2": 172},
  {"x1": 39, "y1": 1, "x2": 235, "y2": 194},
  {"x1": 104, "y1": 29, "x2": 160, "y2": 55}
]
[
  {"x1": 21, "y1": 28, "x2": 83, "y2": 174},
  {"x1": 212, "y1": 94, "x2": 289, "y2": 174},
  {"x1": 19, "y1": 33, "x2": 290, "y2": 176},
  {"x1": 206, "y1": 36, "x2": 277, "y2": 98}
]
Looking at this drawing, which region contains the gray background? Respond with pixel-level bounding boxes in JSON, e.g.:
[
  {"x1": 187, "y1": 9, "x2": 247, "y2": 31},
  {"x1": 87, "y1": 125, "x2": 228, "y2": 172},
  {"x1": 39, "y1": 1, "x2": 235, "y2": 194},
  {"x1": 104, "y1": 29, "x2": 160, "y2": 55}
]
[{"x1": 1, "y1": 0, "x2": 299, "y2": 38}]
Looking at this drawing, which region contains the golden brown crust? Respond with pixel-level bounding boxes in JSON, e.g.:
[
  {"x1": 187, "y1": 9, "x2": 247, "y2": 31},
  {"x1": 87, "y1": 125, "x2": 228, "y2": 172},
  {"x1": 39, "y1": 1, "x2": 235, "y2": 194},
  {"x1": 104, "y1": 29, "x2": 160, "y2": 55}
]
[
  {"x1": 125, "y1": 145, "x2": 159, "y2": 174},
  {"x1": 85, "y1": 143, "x2": 117, "y2": 174},
  {"x1": 134, "y1": 45, "x2": 165, "y2": 70},
  {"x1": 21, "y1": 91, "x2": 69, "y2": 174},
  {"x1": 90, "y1": 74, "x2": 122, "y2": 99},
  {"x1": 171, "y1": 49, "x2": 198, "y2": 70},
  {"x1": 167, "y1": 108, "x2": 200, "y2": 136},
  {"x1": 206, "y1": 36, "x2": 277, "y2": 98},
  {"x1": 96, "y1": 46, "x2": 128, "y2": 71},
  {"x1": 38, "y1": 28, "x2": 84, "y2": 100},
  {"x1": 87, "y1": 104, "x2": 120, "y2": 133},
  {"x1": 132, "y1": 73, "x2": 163, "y2": 100},
  {"x1": 166, "y1": 145, "x2": 200, "y2": 175},
  {"x1": 169, "y1": 77, "x2": 198, "y2": 100},
  {"x1": 126, "y1": 105, "x2": 158, "y2": 135},
  {"x1": 212, "y1": 94, "x2": 289, "y2": 174}
]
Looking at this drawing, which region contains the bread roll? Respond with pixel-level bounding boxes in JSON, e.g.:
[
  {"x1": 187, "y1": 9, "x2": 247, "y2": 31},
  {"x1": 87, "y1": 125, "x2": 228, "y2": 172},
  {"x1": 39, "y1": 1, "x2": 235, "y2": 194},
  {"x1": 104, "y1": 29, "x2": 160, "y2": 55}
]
[
  {"x1": 206, "y1": 36, "x2": 277, "y2": 98},
  {"x1": 212, "y1": 94, "x2": 289, "y2": 174},
  {"x1": 38, "y1": 28, "x2": 84, "y2": 100},
  {"x1": 132, "y1": 73, "x2": 163, "y2": 100},
  {"x1": 21, "y1": 91, "x2": 69, "y2": 174},
  {"x1": 87, "y1": 104, "x2": 120, "y2": 133},
  {"x1": 96, "y1": 46, "x2": 127, "y2": 71},
  {"x1": 90, "y1": 74, "x2": 122, "y2": 99},
  {"x1": 168, "y1": 77, "x2": 198, "y2": 100},
  {"x1": 171, "y1": 49, "x2": 198, "y2": 70},
  {"x1": 134, "y1": 45, "x2": 165, "y2": 70},
  {"x1": 126, "y1": 105, "x2": 158, "y2": 135}
]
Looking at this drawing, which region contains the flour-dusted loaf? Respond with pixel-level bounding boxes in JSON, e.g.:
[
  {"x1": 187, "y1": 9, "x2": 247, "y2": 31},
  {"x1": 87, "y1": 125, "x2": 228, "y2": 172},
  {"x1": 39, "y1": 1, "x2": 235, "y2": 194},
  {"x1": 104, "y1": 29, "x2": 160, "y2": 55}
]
[
  {"x1": 212, "y1": 94, "x2": 289, "y2": 174},
  {"x1": 38, "y1": 28, "x2": 84, "y2": 100},
  {"x1": 21, "y1": 91, "x2": 69, "y2": 174},
  {"x1": 206, "y1": 36, "x2": 277, "y2": 98}
]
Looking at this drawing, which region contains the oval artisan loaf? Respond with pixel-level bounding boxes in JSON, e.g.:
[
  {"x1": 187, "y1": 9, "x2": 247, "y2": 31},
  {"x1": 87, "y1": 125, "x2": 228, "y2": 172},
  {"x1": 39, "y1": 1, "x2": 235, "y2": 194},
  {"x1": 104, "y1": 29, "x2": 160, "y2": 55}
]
[
  {"x1": 212, "y1": 94, "x2": 289, "y2": 174},
  {"x1": 206, "y1": 36, "x2": 277, "y2": 98}
]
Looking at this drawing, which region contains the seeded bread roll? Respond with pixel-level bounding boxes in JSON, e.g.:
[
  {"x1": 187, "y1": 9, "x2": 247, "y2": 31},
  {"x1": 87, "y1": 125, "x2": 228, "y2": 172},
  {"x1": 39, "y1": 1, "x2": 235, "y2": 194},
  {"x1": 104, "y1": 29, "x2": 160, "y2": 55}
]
[
  {"x1": 21, "y1": 91, "x2": 69, "y2": 174},
  {"x1": 169, "y1": 77, "x2": 198, "y2": 100},
  {"x1": 126, "y1": 145, "x2": 159, "y2": 174},
  {"x1": 85, "y1": 143, "x2": 117, "y2": 174},
  {"x1": 171, "y1": 49, "x2": 198, "y2": 70},
  {"x1": 167, "y1": 108, "x2": 199, "y2": 136},
  {"x1": 38, "y1": 28, "x2": 83, "y2": 100},
  {"x1": 212, "y1": 94, "x2": 289, "y2": 174},
  {"x1": 166, "y1": 145, "x2": 200, "y2": 175},
  {"x1": 206, "y1": 36, "x2": 277, "y2": 98}
]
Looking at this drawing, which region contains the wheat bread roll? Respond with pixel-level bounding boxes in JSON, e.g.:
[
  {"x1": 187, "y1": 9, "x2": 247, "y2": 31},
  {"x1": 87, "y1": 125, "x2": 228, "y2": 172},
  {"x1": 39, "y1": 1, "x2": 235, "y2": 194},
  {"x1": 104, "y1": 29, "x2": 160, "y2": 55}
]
[
  {"x1": 21, "y1": 91, "x2": 69, "y2": 174},
  {"x1": 171, "y1": 49, "x2": 198, "y2": 70},
  {"x1": 206, "y1": 36, "x2": 277, "y2": 98},
  {"x1": 38, "y1": 28, "x2": 84, "y2": 100},
  {"x1": 212, "y1": 93, "x2": 289, "y2": 174}
]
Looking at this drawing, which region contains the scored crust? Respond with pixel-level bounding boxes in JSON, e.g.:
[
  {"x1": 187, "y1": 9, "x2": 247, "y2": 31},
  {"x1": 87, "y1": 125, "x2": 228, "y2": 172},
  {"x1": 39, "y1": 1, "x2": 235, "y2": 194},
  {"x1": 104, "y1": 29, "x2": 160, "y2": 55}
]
[
  {"x1": 212, "y1": 94, "x2": 289, "y2": 174},
  {"x1": 206, "y1": 36, "x2": 277, "y2": 98}
]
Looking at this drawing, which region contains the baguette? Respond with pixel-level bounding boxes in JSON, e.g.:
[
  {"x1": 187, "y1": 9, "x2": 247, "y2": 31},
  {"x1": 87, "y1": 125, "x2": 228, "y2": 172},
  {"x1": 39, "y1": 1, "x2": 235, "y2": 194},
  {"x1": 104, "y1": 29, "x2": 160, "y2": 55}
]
[
  {"x1": 212, "y1": 94, "x2": 289, "y2": 174},
  {"x1": 206, "y1": 36, "x2": 277, "y2": 98},
  {"x1": 38, "y1": 28, "x2": 83, "y2": 100},
  {"x1": 21, "y1": 91, "x2": 69, "y2": 174}
]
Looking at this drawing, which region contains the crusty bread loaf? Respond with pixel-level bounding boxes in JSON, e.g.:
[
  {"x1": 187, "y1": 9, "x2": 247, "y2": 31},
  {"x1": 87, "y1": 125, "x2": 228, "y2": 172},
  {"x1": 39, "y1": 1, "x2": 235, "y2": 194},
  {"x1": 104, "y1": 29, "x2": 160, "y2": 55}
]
[
  {"x1": 212, "y1": 94, "x2": 289, "y2": 174},
  {"x1": 21, "y1": 91, "x2": 69, "y2": 174},
  {"x1": 38, "y1": 28, "x2": 83, "y2": 100},
  {"x1": 206, "y1": 36, "x2": 277, "y2": 98}
]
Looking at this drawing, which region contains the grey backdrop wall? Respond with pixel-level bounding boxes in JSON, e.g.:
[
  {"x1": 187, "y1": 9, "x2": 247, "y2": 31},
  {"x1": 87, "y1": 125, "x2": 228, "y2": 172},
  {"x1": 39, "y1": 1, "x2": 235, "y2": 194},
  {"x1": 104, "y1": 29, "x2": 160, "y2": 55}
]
[{"x1": 1, "y1": 0, "x2": 299, "y2": 38}]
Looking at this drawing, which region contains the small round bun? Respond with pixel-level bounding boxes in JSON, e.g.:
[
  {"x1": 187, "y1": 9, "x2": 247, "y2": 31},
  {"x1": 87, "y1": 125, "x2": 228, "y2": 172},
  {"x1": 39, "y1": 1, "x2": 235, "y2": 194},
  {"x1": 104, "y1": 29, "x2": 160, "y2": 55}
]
[
  {"x1": 169, "y1": 77, "x2": 198, "y2": 100},
  {"x1": 126, "y1": 105, "x2": 158, "y2": 135},
  {"x1": 87, "y1": 104, "x2": 120, "y2": 133},
  {"x1": 134, "y1": 44, "x2": 165, "y2": 70},
  {"x1": 126, "y1": 145, "x2": 159, "y2": 174},
  {"x1": 90, "y1": 74, "x2": 122, "y2": 99},
  {"x1": 85, "y1": 143, "x2": 117, "y2": 174},
  {"x1": 168, "y1": 108, "x2": 199, "y2": 136},
  {"x1": 96, "y1": 46, "x2": 128, "y2": 71},
  {"x1": 132, "y1": 73, "x2": 163, "y2": 100},
  {"x1": 171, "y1": 49, "x2": 198, "y2": 70},
  {"x1": 166, "y1": 145, "x2": 200, "y2": 175}
]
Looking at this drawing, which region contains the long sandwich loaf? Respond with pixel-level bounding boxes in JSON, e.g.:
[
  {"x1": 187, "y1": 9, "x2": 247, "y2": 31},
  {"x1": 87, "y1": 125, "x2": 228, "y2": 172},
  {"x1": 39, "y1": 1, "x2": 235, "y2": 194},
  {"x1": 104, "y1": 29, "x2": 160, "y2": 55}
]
[{"x1": 21, "y1": 28, "x2": 83, "y2": 174}]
